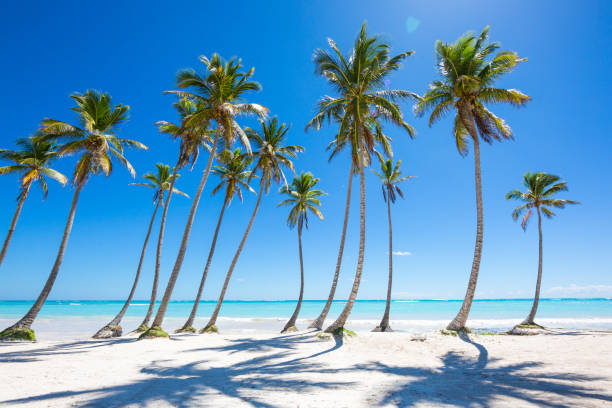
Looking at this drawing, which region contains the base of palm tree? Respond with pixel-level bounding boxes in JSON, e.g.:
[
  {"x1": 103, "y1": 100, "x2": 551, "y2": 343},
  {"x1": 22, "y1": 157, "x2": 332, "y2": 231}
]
[
  {"x1": 440, "y1": 328, "x2": 472, "y2": 336},
  {"x1": 92, "y1": 325, "x2": 122, "y2": 339},
  {"x1": 175, "y1": 326, "x2": 196, "y2": 334},
  {"x1": 508, "y1": 323, "x2": 545, "y2": 336},
  {"x1": 331, "y1": 327, "x2": 356, "y2": 337},
  {"x1": 281, "y1": 325, "x2": 297, "y2": 334},
  {"x1": 0, "y1": 328, "x2": 36, "y2": 342},
  {"x1": 307, "y1": 320, "x2": 323, "y2": 330},
  {"x1": 138, "y1": 325, "x2": 169, "y2": 339},
  {"x1": 372, "y1": 325, "x2": 393, "y2": 332},
  {"x1": 133, "y1": 324, "x2": 149, "y2": 333},
  {"x1": 199, "y1": 325, "x2": 218, "y2": 334}
]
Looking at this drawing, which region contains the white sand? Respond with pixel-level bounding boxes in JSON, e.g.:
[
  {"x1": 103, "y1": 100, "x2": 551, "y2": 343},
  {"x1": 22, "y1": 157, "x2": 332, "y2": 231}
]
[{"x1": 1, "y1": 330, "x2": 612, "y2": 407}]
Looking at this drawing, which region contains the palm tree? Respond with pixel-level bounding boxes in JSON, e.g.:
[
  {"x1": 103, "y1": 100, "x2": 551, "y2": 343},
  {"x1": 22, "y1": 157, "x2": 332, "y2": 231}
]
[
  {"x1": 506, "y1": 172, "x2": 579, "y2": 326},
  {"x1": 0, "y1": 90, "x2": 146, "y2": 341},
  {"x1": 371, "y1": 153, "x2": 413, "y2": 332},
  {"x1": 201, "y1": 118, "x2": 303, "y2": 333},
  {"x1": 0, "y1": 137, "x2": 67, "y2": 269},
  {"x1": 92, "y1": 164, "x2": 188, "y2": 339},
  {"x1": 278, "y1": 172, "x2": 325, "y2": 333},
  {"x1": 415, "y1": 26, "x2": 530, "y2": 331},
  {"x1": 307, "y1": 23, "x2": 417, "y2": 335},
  {"x1": 176, "y1": 148, "x2": 255, "y2": 333},
  {"x1": 141, "y1": 54, "x2": 267, "y2": 339},
  {"x1": 136, "y1": 99, "x2": 211, "y2": 332}
]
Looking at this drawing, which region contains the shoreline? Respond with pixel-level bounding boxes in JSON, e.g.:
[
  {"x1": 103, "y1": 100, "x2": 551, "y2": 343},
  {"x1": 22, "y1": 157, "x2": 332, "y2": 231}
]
[{"x1": 2, "y1": 315, "x2": 612, "y2": 342}]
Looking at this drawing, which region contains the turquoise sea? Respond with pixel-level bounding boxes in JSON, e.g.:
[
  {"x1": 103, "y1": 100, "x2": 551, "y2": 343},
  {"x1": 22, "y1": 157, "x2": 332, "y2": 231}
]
[
  {"x1": 1, "y1": 298, "x2": 611, "y2": 340},
  {"x1": 2, "y1": 298, "x2": 612, "y2": 320}
]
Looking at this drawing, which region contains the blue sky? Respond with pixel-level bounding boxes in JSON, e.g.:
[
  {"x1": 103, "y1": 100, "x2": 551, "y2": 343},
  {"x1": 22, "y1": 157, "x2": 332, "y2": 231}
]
[{"x1": 1, "y1": 0, "x2": 611, "y2": 301}]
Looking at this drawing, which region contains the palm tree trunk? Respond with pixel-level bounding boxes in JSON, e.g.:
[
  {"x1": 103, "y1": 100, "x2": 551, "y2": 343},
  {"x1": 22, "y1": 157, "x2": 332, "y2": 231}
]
[
  {"x1": 0, "y1": 182, "x2": 31, "y2": 269},
  {"x1": 522, "y1": 207, "x2": 543, "y2": 325},
  {"x1": 150, "y1": 134, "x2": 219, "y2": 330},
  {"x1": 447, "y1": 108, "x2": 484, "y2": 331},
  {"x1": 93, "y1": 198, "x2": 161, "y2": 338},
  {"x1": 375, "y1": 190, "x2": 393, "y2": 332},
  {"x1": 282, "y1": 225, "x2": 305, "y2": 333},
  {"x1": 324, "y1": 155, "x2": 366, "y2": 334},
  {"x1": 139, "y1": 167, "x2": 179, "y2": 330},
  {"x1": 203, "y1": 177, "x2": 264, "y2": 331},
  {"x1": 3, "y1": 182, "x2": 83, "y2": 332},
  {"x1": 177, "y1": 195, "x2": 229, "y2": 332},
  {"x1": 309, "y1": 161, "x2": 354, "y2": 329}
]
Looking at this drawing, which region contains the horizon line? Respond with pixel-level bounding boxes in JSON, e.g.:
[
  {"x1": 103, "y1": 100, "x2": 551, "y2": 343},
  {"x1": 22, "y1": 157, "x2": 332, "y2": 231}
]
[{"x1": 1, "y1": 297, "x2": 610, "y2": 302}]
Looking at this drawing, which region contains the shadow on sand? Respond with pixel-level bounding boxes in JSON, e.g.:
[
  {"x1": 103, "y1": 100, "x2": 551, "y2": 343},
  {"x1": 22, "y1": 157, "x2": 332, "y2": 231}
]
[
  {"x1": 0, "y1": 337, "x2": 135, "y2": 363},
  {"x1": 2, "y1": 331, "x2": 611, "y2": 407}
]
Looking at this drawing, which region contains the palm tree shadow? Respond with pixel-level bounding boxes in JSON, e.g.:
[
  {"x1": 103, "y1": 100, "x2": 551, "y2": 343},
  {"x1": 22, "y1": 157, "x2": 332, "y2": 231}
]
[
  {"x1": 2, "y1": 350, "x2": 352, "y2": 408},
  {"x1": 357, "y1": 333, "x2": 612, "y2": 407},
  {"x1": 185, "y1": 330, "x2": 326, "y2": 355},
  {"x1": 0, "y1": 337, "x2": 135, "y2": 363}
]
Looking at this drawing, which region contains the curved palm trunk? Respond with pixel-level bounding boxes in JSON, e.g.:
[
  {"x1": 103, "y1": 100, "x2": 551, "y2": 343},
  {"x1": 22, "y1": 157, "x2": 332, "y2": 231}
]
[
  {"x1": 1, "y1": 183, "x2": 83, "y2": 337},
  {"x1": 93, "y1": 198, "x2": 161, "y2": 338},
  {"x1": 375, "y1": 191, "x2": 393, "y2": 332},
  {"x1": 203, "y1": 178, "x2": 264, "y2": 331},
  {"x1": 522, "y1": 207, "x2": 543, "y2": 325},
  {"x1": 150, "y1": 135, "x2": 219, "y2": 331},
  {"x1": 177, "y1": 195, "x2": 229, "y2": 332},
  {"x1": 282, "y1": 225, "x2": 305, "y2": 333},
  {"x1": 0, "y1": 182, "x2": 31, "y2": 270},
  {"x1": 324, "y1": 157, "x2": 366, "y2": 334},
  {"x1": 309, "y1": 162, "x2": 354, "y2": 329},
  {"x1": 447, "y1": 109, "x2": 484, "y2": 331},
  {"x1": 139, "y1": 168, "x2": 179, "y2": 330}
]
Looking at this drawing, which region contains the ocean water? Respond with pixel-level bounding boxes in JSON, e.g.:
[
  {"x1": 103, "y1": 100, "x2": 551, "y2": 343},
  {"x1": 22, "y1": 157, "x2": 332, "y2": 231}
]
[{"x1": 1, "y1": 299, "x2": 611, "y2": 340}]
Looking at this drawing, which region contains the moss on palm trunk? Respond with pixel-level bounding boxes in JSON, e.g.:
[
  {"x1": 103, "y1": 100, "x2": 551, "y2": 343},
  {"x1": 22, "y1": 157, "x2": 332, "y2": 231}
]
[
  {"x1": 281, "y1": 325, "x2": 297, "y2": 333},
  {"x1": 199, "y1": 325, "x2": 218, "y2": 334},
  {"x1": 138, "y1": 325, "x2": 169, "y2": 339},
  {"x1": 0, "y1": 328, "x2": 36, "y2": 342},
  {"x1": 134, "y1": 324, "x2": 149, "y2": 333},
  {"x1": 175, "y1": 326, "x2": 196, "y2": 334},
  {"x1": 440, "y1": 328, "x2": 472, "y2": 336}
]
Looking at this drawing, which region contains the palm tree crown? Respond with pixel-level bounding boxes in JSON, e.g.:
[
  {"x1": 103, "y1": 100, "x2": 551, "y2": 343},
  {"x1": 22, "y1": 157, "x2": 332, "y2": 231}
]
[
  {"x1": 372, "y1": 152, "x2": 414, "y2": 204},
  {"x1": 211, "y1": 148, "x2": 255, "y2": 203},
  {"x1": 415, "y1": 26, "x2": 531, "y2": 155},
  {"x1": 307, "y1": 23, "x2": 418, "y2": 164},
  {"x1": 167, "y1": 54, "x2": 268, "y2": 153},
  {"x1": 278, "y1": 172, "x2": 326, "y2": 231},
  {"x1": 247, "y1": 118, "x2": 304, "y2": 191},
  {"x1": 0, "y1": 137, "x2": 67, "y2": 199},
  {"x1": 506, "y1": 172, "x2": 579, "y2": 229},
  {"x1": 39, "y1": 90, "x2": 147, "y2": 185},
  {"x1": 131, "y1": 163, "x2": 189, "y2": 204},
  {"x1": 155, "y1": 98, "x2": 212, "y2": 170}
]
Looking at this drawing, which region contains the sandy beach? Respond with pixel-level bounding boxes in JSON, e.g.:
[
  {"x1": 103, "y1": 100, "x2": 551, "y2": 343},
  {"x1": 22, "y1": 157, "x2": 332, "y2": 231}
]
[{"x1": 2, "y1": 329, "x2": 612, "y2": 407}]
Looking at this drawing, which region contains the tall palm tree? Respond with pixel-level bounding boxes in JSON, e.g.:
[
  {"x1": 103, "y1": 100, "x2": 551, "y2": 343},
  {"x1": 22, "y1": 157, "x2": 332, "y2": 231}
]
[
  {"x1": 506, "y1": 172, "x2": 579, "y2": 326},
  {"x1": 278, "y1": 172, "x2": 325, "y2": 333},
  {"x1": 308, "y1": 23, "x2": 417, "y2": 335},
  {"x1": 92, "y1": 164, "x2": 188, "y2": 339},
  {"x1": 0, "y1": 90, "x2": 146, "y2": 341},
  {"x1": 136, "y1": 99, "x2": 211, "y2": 332},
  {"x1": 176, "y1": 148, "x2": 255, "y2": 333},
  {"x1": 371, "y1": 153, "x2": 413, "y2": 332},
  {"x1": 142, "y1": 54, "x2": 267, "y2": 338},
  {"x1": 201, "y1": 118, "x2": 303, "y2": 333},
  {"x1": 0, "y1": 137, "x2": 67, "y2": 269},
  {"x1": 415, "y1": 26, "x2": 530, "y2": 331}
]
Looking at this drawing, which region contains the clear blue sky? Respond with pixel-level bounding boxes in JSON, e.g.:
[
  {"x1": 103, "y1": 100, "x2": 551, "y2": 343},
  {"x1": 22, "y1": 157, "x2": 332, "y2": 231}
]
[{"x1": 1, "y1": 0, "x2": 610, "y2": 301}]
